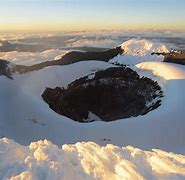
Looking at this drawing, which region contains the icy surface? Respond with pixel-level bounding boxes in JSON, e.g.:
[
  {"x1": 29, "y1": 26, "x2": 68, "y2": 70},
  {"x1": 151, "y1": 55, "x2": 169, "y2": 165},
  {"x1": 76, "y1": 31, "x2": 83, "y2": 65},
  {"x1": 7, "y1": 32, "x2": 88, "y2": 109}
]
[
  {"x1": 0, "y1": 38, "x2": 185, "y2": 179},
  {"x1": 136, "y1": 61, "x2": 185, "y2": 80},
  {"x1": 1, "y1": 138, "x2": 185, "y2": 180},
  {"x1": 121, "y1": 39, "x2": 169, "y2": 56},
  {"x1": 0, "y1": 39, "x2": 185, "y2": 152},
  {"x1": 110, "y1": 39, "x2": 169, "y2": 65},
  {"x1": 0, "y1": 59, "x2": 185, "y2": 153}
]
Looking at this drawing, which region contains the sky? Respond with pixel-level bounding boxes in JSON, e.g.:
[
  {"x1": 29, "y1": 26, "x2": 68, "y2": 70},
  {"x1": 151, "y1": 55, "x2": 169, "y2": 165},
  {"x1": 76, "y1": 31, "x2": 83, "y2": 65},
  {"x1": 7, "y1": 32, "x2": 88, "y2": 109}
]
[{"x1": 0, "y1": 0, "x2": 185, "y2": 32}]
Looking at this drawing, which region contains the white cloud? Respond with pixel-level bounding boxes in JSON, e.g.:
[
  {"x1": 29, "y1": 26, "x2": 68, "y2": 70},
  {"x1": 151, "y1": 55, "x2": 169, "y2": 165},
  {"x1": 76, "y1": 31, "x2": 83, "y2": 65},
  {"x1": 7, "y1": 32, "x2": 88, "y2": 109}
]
[
  {"x1": 69, "y1": 39, "x2": 120, "y2": 48},
  {"x1": 0, "y1": 49, "x2": 66, "y2": 65},
  {"x1": 0, "y1": 32, "x2": 58, "y2": 41}
]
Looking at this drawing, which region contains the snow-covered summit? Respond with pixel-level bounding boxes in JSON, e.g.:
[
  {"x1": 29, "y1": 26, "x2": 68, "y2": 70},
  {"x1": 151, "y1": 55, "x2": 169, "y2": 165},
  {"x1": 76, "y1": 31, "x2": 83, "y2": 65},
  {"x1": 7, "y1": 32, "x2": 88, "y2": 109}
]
[
  {"x1": 110, "y1": 39, "x2": 169, "y2": 65},
  {"x1": 0, "y1": 37, "x2": 185, "y2": 179},
  {"x1": 121, "y1": 39, "x2": 169, "y2": 56}
]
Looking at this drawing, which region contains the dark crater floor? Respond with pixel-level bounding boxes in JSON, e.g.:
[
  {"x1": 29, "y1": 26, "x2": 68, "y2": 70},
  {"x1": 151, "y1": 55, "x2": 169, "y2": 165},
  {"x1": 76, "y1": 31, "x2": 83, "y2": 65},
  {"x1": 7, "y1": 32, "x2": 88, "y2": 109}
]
[{"x1": 42, "y1": 67, "x2": 163, "y2": 122}]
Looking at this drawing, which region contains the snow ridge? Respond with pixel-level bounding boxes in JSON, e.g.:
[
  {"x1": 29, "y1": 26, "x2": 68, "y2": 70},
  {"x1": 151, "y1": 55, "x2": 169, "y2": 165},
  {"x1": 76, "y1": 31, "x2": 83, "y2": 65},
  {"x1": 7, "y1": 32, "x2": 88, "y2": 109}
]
[
  {"x1": 110, "y1": 39, "x2": 169, "y2": 65},
  {"x1": 0, "y1": 38, "x2": 185, "y2": 180},
  {"x1": 0, "y1": 138, "x2": 185, "y2": 180},
  {"x1": 121, "y1": 39, "x2": 169, "y2": 56}
]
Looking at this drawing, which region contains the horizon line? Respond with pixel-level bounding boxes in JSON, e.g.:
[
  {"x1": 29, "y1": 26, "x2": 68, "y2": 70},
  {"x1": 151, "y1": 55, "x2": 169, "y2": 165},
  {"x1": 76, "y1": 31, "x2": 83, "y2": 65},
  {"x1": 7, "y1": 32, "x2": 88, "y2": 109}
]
[{"x1": 1, "y1": 22, "x2": 185, "y2": 32}]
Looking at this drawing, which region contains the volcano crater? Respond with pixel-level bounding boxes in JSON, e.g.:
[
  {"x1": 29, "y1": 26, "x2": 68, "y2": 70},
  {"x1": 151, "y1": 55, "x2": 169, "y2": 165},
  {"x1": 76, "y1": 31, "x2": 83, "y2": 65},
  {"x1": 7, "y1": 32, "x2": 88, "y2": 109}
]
[{"x1": 42, "y1": 67, "x2": 163, "y2": 122}]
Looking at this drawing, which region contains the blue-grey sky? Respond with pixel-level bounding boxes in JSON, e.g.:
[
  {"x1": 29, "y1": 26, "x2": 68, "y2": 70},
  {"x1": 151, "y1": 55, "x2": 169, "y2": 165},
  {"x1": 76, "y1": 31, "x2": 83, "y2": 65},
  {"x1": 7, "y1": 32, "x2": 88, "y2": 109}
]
[{"x1": 0, "y1": 0, "x2": 185, "y2": 31}]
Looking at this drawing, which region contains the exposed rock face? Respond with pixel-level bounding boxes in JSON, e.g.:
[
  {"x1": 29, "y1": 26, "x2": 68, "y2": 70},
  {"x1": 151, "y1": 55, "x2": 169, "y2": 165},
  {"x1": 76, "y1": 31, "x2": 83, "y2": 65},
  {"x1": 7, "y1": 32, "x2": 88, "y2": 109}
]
[
  {"x1": 164, "y1": 50, "x2": 185, "y2": 65},
  {"x1": 152, "y1": 50, "x2": 185, "y2": 65},
  {"x1": 3, "y1": 45, "x2": 121, "y2": 76},
  {"x1": 0, "y1": 59, "x2": 13, "y2": 79},
  {"x1": 57, "y1": 46, "x2": 123, "y2": 64},
  {"x1": 42, "y1": 67, "x2": 163, "y2": 122},
  {"x1": 10, "y1": 46, "x2": 124, "y2": 74},
  {"x1": 0, "y1": 46, "x2": 122, "y2": 75}
]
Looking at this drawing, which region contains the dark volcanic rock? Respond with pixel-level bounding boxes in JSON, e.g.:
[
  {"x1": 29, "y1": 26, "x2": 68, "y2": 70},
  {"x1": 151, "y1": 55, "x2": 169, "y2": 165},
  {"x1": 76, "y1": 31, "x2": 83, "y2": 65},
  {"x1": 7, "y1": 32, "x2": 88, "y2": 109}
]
[
  {"x1": 42, "y1": 67, "x2": 163, "y2": 122},
  {"x1": 10, "y1": 46, "x2": 124, "y2": 74},
  {"x1": 164, "y1": 50, "x2": 185, "y2": 65},
  {"x1": 0, "y1": 59, "x2": 13, "y2": 79},
  {"x1": 57, "y1": 46, "x2": 123, "y2": 64},
  {"x1": 152, "y1": 50, "x2": 185, "y2": 65}
]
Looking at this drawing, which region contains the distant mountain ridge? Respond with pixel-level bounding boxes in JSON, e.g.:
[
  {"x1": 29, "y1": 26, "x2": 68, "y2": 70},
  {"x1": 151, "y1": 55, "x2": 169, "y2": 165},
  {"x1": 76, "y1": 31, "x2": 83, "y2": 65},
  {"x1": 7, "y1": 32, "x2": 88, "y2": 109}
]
[{"x1": 1, "y1": 39, "x2": 185, "y2": 79}]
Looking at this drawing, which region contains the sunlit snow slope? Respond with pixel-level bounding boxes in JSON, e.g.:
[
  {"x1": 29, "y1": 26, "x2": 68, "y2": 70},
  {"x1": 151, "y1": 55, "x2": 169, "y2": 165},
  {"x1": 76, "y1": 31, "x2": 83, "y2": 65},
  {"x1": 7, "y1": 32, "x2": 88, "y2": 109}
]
[
  {"x1": 1, "y1": 138, "x2": 185, "y2": 180},
  {"x1": 110, "y1": 39, "x2": 169, "y2": 65},
  {"x1": 0, "y1": 39, "x2": 185, "y2": 179}
]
